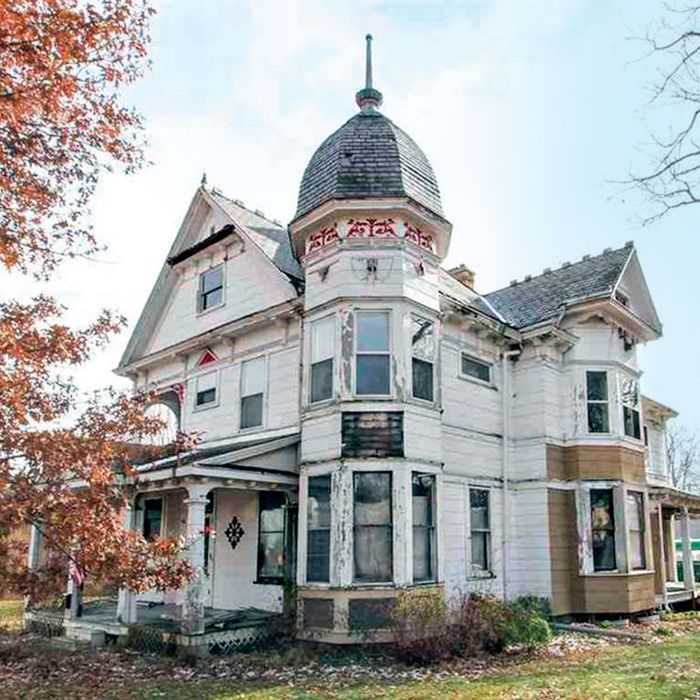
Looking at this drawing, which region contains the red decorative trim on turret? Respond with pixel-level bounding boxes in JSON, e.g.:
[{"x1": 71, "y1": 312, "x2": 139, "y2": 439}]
[
  {"x1": 306, "y1": 223, "x2": 339, "y2": 254},
  {"x1": 403, "y1": 223, "x2": 434, "y2": 253},
  {"x1": 197, "y1": 348, "x2": 219, "y2": 368},
  {"x1": 346, "y1": 218, "x2": 397, "y2": 239}
]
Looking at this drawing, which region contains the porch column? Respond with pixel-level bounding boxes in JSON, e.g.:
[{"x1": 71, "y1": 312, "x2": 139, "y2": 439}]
[
  {"x1": 663, "y1": 513, "x2": 677, "y2": 583},
  {"x1": 182, "y1": 485, "x2": 209, "y2": 635},
  {"x1": 116, "y1": 502, "x2": 137, "y2": 625},
  {"x1": 24, "y1": 522, "x2": 42, "y2": 610},
  {"x1": 655, "y1": 504, "x2": 668, "y2": 606},
  {"x1": 680, "y1": 508, "x2": 695, "y2": 591},
  {"x1": 64, "y1": 558, "x2": 82, "y2": 620}
]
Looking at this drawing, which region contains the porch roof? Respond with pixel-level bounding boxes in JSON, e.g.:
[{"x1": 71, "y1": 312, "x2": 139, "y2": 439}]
[{"x1": 650, "y1": 484, "x2": 700, "y2": 515}]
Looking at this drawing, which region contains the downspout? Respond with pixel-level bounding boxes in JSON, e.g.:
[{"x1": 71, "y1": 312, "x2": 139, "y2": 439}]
[{"x1": 501, "y1": 347, "x2": 521, "y2": 601}]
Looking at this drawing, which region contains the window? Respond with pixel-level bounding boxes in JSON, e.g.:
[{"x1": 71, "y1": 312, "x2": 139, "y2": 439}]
[
  {"x1": 198, "y1": 264, "x2": 224, "y2": 312},
  {"x1": 411, "y1": 316, "x2": 435, "y2": 402},
  {"x1": 307, "y1": 475, "x2": 331, "y2": 583},
  {"x1": 622, "y1": 378, "x2": 641, "y2": 440},
  {"x1": 353, "y1": 472, "x2": 392, "y2": 582},
  {"x1": 355, "y1": 311, "x2": 391, "y2": 395},
  {"x1": 626, "y1": 491, "x2": 646, "y2": 570},
  {"x1": 461, "y1": 353, "x2": 491, "y2": 384},
  {"x1": 412, "y1": 474, "x2": 436, "y2": 582},
  {"x1": 240, "y1": 357, "x2": 265, "y2": 429},
  {"x1": 257, "y1": 492, "x2": 286, "y2": 582},
  {"x1": 143, "y1": 499, "x2": 163, "y2": 541},
  {"x1": 195, "y1": 371, "x2": 218, "y2": 408},
  {"x1": 586, "y1": 371, "x2": 609, "y2": 433},
  {"x1": 590, "y1": 488, "x2": 616, "y2": 571},
  {"x1": 470, "y1": 489, "x2": 491, "y2": 574},
  {"x1": 310, "y1": 316, "x2": 334, "y2": 403}
]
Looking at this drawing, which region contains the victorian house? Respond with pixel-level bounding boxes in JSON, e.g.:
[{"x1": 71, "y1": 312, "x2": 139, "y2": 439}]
[{"x1": 26, "y1": 37, "x2": 700, "y2": 653}]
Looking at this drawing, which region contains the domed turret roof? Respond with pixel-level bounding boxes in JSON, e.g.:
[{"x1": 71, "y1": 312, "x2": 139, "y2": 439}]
[{"x1": 294, "y1": 35, "x2": 443, "y2": 221}]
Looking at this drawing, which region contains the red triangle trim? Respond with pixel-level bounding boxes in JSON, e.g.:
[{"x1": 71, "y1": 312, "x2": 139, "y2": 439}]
[{"x1": 197, "y1": 348, "x2": 219, "y2": 367}]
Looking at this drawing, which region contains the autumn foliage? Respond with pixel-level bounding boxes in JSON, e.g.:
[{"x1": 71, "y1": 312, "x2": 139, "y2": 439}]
[{"x1": 0, "y1": 1, "x2": 193, "y2": 601}]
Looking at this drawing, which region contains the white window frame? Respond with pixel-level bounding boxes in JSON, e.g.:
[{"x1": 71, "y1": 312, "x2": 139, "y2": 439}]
[
  {"x1": 621, "y1": 376, "x2": 642, "y2": 441},
  {"x1": 197, "y1": 263, "x2": 225, "y2": 315},
  {"x1": 410, "y1": 315, "x2": 435, "y2": 404},
  {"x1": 353, "y1": 309, "x2": 393, "y2": 398},
  {"x1": 240, "y1": 355, "x2": 267, "y2": 430},
  {"x1": 309, "y1": 315, "x2": 335, "y2": 405},
  {"x1": 193, "y1": 370, "x2": 219, "y2": 411},
  {"x1": 468, "y1": 486, "x2": 493, "y2": 577},
  {"x1": 459, "y1": 352, "x2": 493, "y2": 387},
  {"x1": 585, "y1": 369, "x2": 611, "y2": 434}
]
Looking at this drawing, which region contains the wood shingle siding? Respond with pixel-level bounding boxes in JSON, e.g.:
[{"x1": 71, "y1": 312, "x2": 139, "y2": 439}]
[{"x1": 547, "y1": 444, "x2": 646, "y2": 483}]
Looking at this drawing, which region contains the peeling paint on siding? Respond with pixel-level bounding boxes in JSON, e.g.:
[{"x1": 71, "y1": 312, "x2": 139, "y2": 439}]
[{"x1": 340, "y1": 310, "x2": 354, "y2": 396}]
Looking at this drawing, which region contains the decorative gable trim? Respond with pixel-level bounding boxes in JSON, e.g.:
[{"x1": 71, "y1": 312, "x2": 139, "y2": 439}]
[
  {"x1": 167, "y1": 224, "x2": 237, "y2": 266},
  {"x1": 197, "y1": 348, "x2": 219, "y2": 368}
]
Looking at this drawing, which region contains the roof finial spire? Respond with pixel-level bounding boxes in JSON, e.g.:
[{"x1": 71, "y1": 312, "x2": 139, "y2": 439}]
[{"x1": 356, "y1": 33, "x2": 383, "y2": 112}]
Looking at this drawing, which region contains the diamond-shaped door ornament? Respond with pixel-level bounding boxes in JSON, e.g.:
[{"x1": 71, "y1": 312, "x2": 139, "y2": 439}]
[{"x1": 224, "y1": 516, "x2": 245, "y2": 550}]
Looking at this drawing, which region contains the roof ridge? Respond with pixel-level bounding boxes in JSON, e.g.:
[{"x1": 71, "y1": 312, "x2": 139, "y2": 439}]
[
  {"x1": 211, "y1": 190, "x2": 284, "y2": 229},
  {"x1": 485, "y1": 242, "x2": 633, "y2": 297}
]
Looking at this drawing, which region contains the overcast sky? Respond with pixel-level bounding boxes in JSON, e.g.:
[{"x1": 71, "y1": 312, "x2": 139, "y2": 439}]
[{"x1": 7, "y1": 0, "x2": 699, "y2": 428}]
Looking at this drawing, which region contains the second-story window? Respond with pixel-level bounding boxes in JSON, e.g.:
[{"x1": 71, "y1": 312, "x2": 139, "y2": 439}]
[
  {"x1": 622, "y1": 378, "x2": 641, "y2": 440},
  {"x1": 241, "y1": 357, "x2": 265, "y2": 429},
  {"x1": 355, "y1": 311, "x2": 391, "y2": 396},
  {"x1": 195, "y1": 371, "x2": 218, "y2": 408},
  {"x1": 310, "y1": 316, "x2": 334, "y2": 403},
  {"x1": 461, "y1": 353, "x2": 491, "y2": 384},
  {"x1": 411, "y1": 316, "x2": 434, "y2": 402},
  {"x1": 198, "y1": 264, "x2": 224, "y2": 312},
  {"x1": 586, "y1": 371, "x2": 609, "y2": 433}
]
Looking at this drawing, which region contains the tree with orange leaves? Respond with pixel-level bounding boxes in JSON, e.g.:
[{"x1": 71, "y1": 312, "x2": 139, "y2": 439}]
[{"x1": 0, "y1": 1, "x2": 193, "y2": 601}]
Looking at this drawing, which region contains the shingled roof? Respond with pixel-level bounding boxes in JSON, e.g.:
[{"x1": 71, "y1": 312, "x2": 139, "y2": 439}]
[
  {"x1": 210, "y1": 191, "x2": 303, "y2": 282},
  {"x1": 294, "y1": 111, "x2": 443, "y2": 221},
  {"x1": 484, "y1": 244, "x2": 634, "y2": 329}
]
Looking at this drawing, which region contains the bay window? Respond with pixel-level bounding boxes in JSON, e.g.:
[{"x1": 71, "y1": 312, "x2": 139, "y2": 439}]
[
  {"x1": 626, "y1": 491, "x2": 646, "y2": 570},
  {"x1": 622, "y1": 378, "x2": 641, "y2": 440},
  {"x1": 355, "y1": 311, "x2": 391, "y2": 396},
  {"x1": 307, "y1": 475, "x2": 331, "y2": 583},
  {"x1": 470, "y1": 488, "x2": 491, "y2": 574},
  {"x1": 412, "y1": 474, "x2": 436, "y2": 582},
  {"x1": 586, "y1": 371, "x2": 610, "y2": 433},
  {"x1": 310, "y1": 316, "x2": 334, "y2": 403},
  {"x1": 411, "y1": 315, "x2": 435, "y2": 402},
  {"x1": 353, "y1": 472, "x2": 392, "y2": 582},
  {"x1": 590, "y1": 488, "x2": 616, "y2": 571},
  {"x1": 257, "y1": 492, "x2": 286, "y2": 582},
  {"x1": 240, "y1": 356, "x2": 265, "y2": 429}
]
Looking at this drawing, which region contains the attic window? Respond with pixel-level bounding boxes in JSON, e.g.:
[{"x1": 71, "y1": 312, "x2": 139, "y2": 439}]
[
  {"x1": 198, "y1": 264, "x2": 224, "y2": 312},
  {"x1": 461, "y1": 353, "x2": 491, "y2": 384},
  {"x1": 615, "y1": 291, "x2": 629, "y2": 307}
]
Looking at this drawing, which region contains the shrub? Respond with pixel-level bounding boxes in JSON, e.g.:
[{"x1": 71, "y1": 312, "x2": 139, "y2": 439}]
[{"x1": 511, "y1": 595, "x2": 552, "y2": 620}]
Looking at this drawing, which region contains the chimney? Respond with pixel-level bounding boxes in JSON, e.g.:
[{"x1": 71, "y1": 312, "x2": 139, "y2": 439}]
[{"x1": 448, "y1": 264, "x2": 476, "y2": 289}]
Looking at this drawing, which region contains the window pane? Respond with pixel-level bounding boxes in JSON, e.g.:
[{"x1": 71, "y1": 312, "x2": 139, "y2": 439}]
[
  {"x1": 308, "y1": 476, "x2": 331, "y2": 529},
  {"x1": 260, "y1": 494, "x2": 285, "y2": 533},
  {"x1": 307, "y1": 530, "x2": 330, "y2": 582},
  {"x1": 412, "y1": 358, "x2": 433, "y2": 401},
  {"x1": 311, "y1": 358, "x2": 333, "y2": 403},
  {"x1": 623, "y1": 406, "x2": 641, "y2": 439},
  {"x1": 196, "y1": 387, "x2": 216, "y2": 406},
  {"x1": 201, "y1": 266, "x2": 223, "y2": 293},
  {"x1": 462, "y1": 354, "x2": 491, "y2": 383},
  {"x1": 411, "y1": 316, "x2": 434, "y2": 361},
  {"x1": 354, "y1": 526, "x2": 392, "y2": 582},
  {"x1": 587, "y1": 403, "x2": 609, "y2": 433},
  {"x1": 258, "y1": 532, "x2": 284, "y2": 579},
  {"x1": 471, "y1": 532, "x2": 488, "y2": 571},
  {"x1": 241, "y1": 393, "x2": 263, "y2": 428},
  {"x1": 357, "y1": 312, "x2": 390, "y2": 352},
  {"x1": 197, "y1": 372, "x2": 216, "y2": 392},
  {"x1": 626, "y1": 491, "x2": 646, "y2": 569},
  {"x1": 586, "y1": 371, "x2": 608, "y2": 401},
  {"x1": 412, "y1": 528, "x2": 432, "y2": 582},
  {"x1": 312, "y1": 316, "x2": 335, "y2": 362},
  {"x1": 241, "y1": 357, "x2": 265, "y2": 396},
  {"x1": 470, "y1": 489, "x2": 489, "y2": 530},
  {"x1": 354, "y1": 473, "x2": 391, "y2": 526},
  {"x1": 412, "y1": 474, "x2": 434, "y2": 527},
  {"x1": 143, "y1": 499, "x2": 163, "y2": 541},
  {"x1": 202, "y1": 287, "x2": 222, "y2": 310},
  {"x1": 591, "y1": 489, "x2": 616, "y2": 571},
  {"x1": 356, "y1": 355, "x2": 390, "y2": 395}
]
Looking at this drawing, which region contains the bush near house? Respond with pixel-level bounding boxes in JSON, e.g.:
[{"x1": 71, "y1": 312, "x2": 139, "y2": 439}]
[{"x1": 390, "y1": 590, "x2": 552, "y2": 664}]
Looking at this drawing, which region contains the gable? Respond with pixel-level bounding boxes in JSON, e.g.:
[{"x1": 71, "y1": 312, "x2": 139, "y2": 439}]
[
  {"x1": 118, "y1": 186, "x2": 301, "y2": 370},
  {"x1": 613, "y1": 250, "x2": 662, "y2": 335}
]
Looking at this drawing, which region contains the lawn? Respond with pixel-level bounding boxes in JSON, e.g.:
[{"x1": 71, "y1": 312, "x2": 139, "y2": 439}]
[
  {"x1": 2, "y1": 598, "x2": 700, "y2": 699},
  {"x1": 0, "y1": 598, "x2": 23, "y2": 633}
]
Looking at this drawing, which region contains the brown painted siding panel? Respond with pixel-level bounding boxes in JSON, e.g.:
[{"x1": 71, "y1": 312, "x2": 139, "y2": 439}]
[
  {"x1": 341, "y1": 412, "x2": 404, "y2": 458},
  {"x1": 547, "y1": 445, "x2": 646, "y2": 483}
]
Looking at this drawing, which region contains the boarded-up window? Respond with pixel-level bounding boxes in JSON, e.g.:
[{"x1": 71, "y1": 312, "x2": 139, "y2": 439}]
[
  {"x1": 411, "y1": 315, "x2": 434, "y2": 402},
  {"x1": 469, "y1": 489, "x2": 490, "y2": 573},
  {"x1": 626, "y1": 491, "x2": 646, "y2": 570},
  {"x1": 307, "y1": 475, "x2": 331, "y2": 582},
  {"x1": 198, "y1": 264, "x2": 224, "y2": 311},
  {"x1": 341, "y1": 412, "x2": 403, "y2": 458},
  {"x1": 310, "y1": 316, "x2": 334, "y2": 403},
  {"x1": 355, "y1": 311, "x2": 390, "y2": 395},
  {"x1": 241, "y1": 357, "x2": 265, "y2": 429},
  {"x1": 257, "y1": 492, "x2": 286, "y2": 582},
  {"x1": 412, "y1": 473, "x2": 436, "y2": 582},
  {"x1": 353, "y1": 472, "x2": 392, "y2": 583},
  {"x1": 591, "y1": 488, "x2": 616, "y2": 571},
  {"x1": 586, "y1": 371, "x2": 609, "y2": 433},
  {"x1": 461, "y1": 353, "x2": 491, "y2": 383}
]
